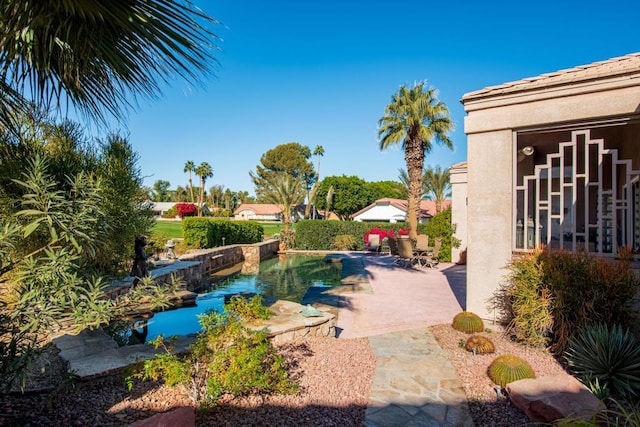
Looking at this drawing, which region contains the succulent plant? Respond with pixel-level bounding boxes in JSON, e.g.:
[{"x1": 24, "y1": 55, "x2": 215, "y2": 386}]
[
  {"x1": 452, "y1": 311, "x2": 484, "y2": 334},
  {"x1": 565, "y1": 323, "x2": 640, "y2": 398},
  {"x1": 487, "y1": 354, "x2": 535, "y2": 387},
  {"x1": 465, "y1": 335, "x2": 495, "y2": 355}
]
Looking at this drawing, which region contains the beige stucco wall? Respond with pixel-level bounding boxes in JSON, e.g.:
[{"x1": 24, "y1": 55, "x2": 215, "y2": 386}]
[
  {"x1": 466, "y1": 130, "x2": 514, "y2": 319},
  {"x1": 463, "y1": 75, "x2": 640, "y2": 321},
  {"x1": 450, "y1": 164, "x2": 468, "y2": 264}
]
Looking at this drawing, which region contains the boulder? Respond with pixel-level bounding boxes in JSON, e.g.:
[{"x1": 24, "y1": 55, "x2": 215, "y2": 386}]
[
  {"x1": 128, "y1": 406, "x2": 195, "y2": 427},
  {"x1": 506, "y1": 374, "x2": 605, "y2": 423}
]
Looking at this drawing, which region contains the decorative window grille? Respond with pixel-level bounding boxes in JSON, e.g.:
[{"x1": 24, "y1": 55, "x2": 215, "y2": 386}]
[{"x1": 515, "y1": 129, "x2": 640, "y2": 258}]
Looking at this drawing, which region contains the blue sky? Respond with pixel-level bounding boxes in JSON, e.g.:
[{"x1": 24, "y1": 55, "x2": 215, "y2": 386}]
[{"x1": 111, "y1": 0, "x2": 639, "y2": 196}]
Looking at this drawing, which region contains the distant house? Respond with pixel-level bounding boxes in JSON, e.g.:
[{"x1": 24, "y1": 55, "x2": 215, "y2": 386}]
[
  {"x1": 351, "y1": 198, "x2": 450, "y2": 223},
  {"x1": 149, "y1": 202, "x2": 176, "y2": 217},
  {"x1": 233, "y1": 204, "x2": 282, "y2": 221}
]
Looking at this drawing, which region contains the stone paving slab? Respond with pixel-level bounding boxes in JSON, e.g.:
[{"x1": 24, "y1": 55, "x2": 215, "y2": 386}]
[{"x1": 365, "y1": 329, "x2": 473, "y2": 427}]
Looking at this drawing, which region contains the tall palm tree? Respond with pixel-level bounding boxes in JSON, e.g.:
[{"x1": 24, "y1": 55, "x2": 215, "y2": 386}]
[
  {"x1": 261, "y1": 173, "x2": 305, "y2": 231},
  {"x1": 423, "y1": 165, "x2": 451, "y2": 214},
  {"x1": 184, "y1": 160, "x2": 196, "y2": 204},
  {"x1": 308, "y1": 145, "x2": 325, "y2": 219},
  {"x1": 195, "y1": 162, "x2": 213, "y2": 216},
  {"x1": 378, "y1": 82, "x2": 453, "y2": 239},
  {"x1": 0, "y1": 0, "x2": 220, "y2": 128}
]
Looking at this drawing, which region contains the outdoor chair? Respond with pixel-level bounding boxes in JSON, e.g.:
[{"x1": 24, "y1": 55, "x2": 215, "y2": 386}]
[
  {"x1": 413, "y1": 234, "x2": 430, "y2": 255},
  {"x1": 395, "y1": 237, "x2": 418, "y2": 268},
  {"x1": 365, "y1": 233, "x2": 381, "y2": 252},
  {"x1": 418, "y1": 238, "x2": 442, "y2": 268}
]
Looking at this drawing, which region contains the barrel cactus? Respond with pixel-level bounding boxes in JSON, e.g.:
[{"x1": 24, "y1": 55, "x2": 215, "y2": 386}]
[
  {"x1": 465, "y1": 335, "x2": 495, "y2": 355},
  {"x1": 452, "y1": 311, "x2": 484, "y2": 334},
  {"x1": 487, "y1": 354, "x2": 535, "y2": 387}
]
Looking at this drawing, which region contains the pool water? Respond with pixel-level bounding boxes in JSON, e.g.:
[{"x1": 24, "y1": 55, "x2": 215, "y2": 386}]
[{"x1": 107, "y1": 255, "x2": 342, "y2": 345}]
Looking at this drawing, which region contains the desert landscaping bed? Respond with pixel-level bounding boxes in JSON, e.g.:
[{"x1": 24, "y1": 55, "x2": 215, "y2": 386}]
[
  {"x1": 430, "y1": 323, "x2": 568, "y2": 426},
  {"x1": 1, "y1": 324, "x2": 575, "y2": 427}
]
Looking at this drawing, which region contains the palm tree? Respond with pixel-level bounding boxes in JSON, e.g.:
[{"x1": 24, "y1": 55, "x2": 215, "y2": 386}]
[
  {"x1": 195, "y1": 162, "x2": 213, "y2": 216},
  {"x1": 0, "y1": 1, "x2": 220, "y2": 128},
  {"x1": 261, "y1": 173, "x2": 305, "y2": 231},
  {"x1": 324, "y1": 185, "x2": 334, "y2": 220},
  {"x1": 378, "y1": 82, "x2": 453, "y2": 239},
  {"x1": 423, "y1": 165, "x2": 451, "y2": 214},
  {"x1": 397, "y1": 168, "x2": 413, "y2": 198},
  {"x1": 309, "y1": 145, "x2": 325, "y2": 219},
  {"x1": 184, "y1": 160, "x2": 196, "y2": 204}
]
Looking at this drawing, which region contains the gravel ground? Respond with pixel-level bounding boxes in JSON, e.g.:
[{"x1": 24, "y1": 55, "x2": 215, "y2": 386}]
[
  {"x1": 1, "y1": 325, "x2": 569, "y2": 427},
  {"x1": 0, "y1": 337, "x2": 375, "y2": 427},
  {"x1": 430, "y1": 323, "x2": 568, "y2": 427}
]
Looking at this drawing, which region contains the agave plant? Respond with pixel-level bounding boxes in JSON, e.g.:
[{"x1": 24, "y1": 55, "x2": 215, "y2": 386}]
[{"x1": 565, "y1": 323, "x2": 640, "y2": 398}]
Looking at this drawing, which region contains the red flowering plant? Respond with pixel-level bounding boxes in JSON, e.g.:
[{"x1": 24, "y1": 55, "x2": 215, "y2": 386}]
[
  {"x1": 397, "y1": 227, "x2": 411, "y2": 236},
  {"x1": 176, "y1": 202, "x2": 196, "y2": 218},
  {"x1": 364, "y1": 227, "x2": 396, "y2": 244}
]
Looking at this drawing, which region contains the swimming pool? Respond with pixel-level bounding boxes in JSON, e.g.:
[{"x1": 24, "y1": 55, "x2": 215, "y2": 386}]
[{"x1": 107, "y1": 255, "x2": 342, "y2": 345}]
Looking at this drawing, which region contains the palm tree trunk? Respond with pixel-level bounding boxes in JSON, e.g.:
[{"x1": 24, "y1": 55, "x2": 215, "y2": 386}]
[
  {"x1": 405, "y1": 137, "x2": 424, "y2": 240},
  {"x1": 188, "y1": 175, "x2": 194, "y2": 204}
]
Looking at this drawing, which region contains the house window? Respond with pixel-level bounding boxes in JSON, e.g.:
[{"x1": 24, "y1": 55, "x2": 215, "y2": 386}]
[{"x1": 514, "y1": 128, "x2": 640, "y2": 259}]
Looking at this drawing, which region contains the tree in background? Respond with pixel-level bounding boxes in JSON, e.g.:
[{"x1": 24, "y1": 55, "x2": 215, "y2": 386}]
[
  {"x1": 260, "y1": 173, "x2": 305, "y2": 231},
  {"x1": 314, "y1": 176, "x2": 375, "y2": 220},
  {"x1": 195, "y1": 162, "x2": 213, "y2": 216},
  {"x1": 152, "y1": 180, "x2": 171, "y2": 202},
  {"x1": 314, "y1": 176, "x2": 406, "y2": 220},
  {"x1": 250, "y1": 142, "x2": 315, "y2": 203},
  {"x1": 423, "y1": 165, "x2": 451, "y2": 214},
  {"x1": 172, "y1": 185, "x2": 189, "y2": 202},
  {"x1": 378, "y1": 82, "x2": 454, "y2": 239},
  {"x1": 0, "y1": 0, "x2": 220, "y2": 129},
  {"x1": 184, "y1": 161, "x2": 196, "y2": 204},
  {"x1": 369, "y1": 180, "x2": 407, "y2": 200}
]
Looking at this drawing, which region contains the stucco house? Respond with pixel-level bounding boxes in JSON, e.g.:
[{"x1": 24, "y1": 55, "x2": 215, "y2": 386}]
[
  {"x1": 149, "y1": 202, "x2": 176, "y2": 217},
  {"x1": 351, "y1": 198, "x2": 451, "y2": 223},
  {"x1": 233, "y1": 204, "x2": 283, "y2": 221},
  {"x1": 460, "y1": 52, "x2": 640, "y2": 320}
]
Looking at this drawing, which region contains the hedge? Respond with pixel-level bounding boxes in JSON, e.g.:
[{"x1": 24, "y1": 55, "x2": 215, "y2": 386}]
[
  {"x1": 183, "y1": 218, "x2": 263, "y2": 248},
  {"x1": 295, "y1": 220, "x2": 409, "y2": 251}
]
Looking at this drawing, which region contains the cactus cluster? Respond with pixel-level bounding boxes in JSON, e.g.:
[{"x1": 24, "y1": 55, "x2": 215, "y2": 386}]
[
  {"x1": 464, "y1": 335, "x2": 495, "y2": 355},
  {"x1": 487, "y1": 354, "x2": 535, "y2": 387},
  {"x1": 452, "y1": 311, "x2": 484, "y2": 334}
]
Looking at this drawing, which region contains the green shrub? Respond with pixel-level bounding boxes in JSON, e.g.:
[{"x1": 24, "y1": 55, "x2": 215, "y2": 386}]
[
  {"x1": 334, "y1": 234, "x2": 356, "y2": 250},
  {"x1": 464, "y1": 335, "x2": 495, "y2": 355},
  {"x1": 225, "y1": 295, "x2": 272, "y2": 322},
  {"x1": 495, "y1": 247, "x2": 640, "y2": 355},
  {"x1": 183, "y1": 218, "x2": 263, "y2": 248},
  {"x1": 452, "y1": 311, "x2": 484, "y2": 334},
  {"x1": 487, "y1": 354, "x2": 535, "y2": 387},
  {"x1": 134, "y1": 308, "x2": 296, "y2": 405},
  {"x1": 418, "y1": 207, "x2": 460, "y2": 263},
  {"x1": 497, "y1": 250, "x2": 553, "y2": 348},
  {"x1": 565, "y1": 323, "x2": 640, "y2": 398}
]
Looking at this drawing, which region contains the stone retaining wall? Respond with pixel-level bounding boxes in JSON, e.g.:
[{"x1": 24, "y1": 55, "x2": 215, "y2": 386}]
[{"x1": 107, "y1": 240, "x2": 280, "y2": 296}]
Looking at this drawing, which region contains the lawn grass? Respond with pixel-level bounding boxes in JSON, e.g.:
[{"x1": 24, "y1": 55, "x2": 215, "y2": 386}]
[
  {"x1": 260, "y1": 222, "x2": 286, "y2": 238},
  {"x1": 151, "y1": 220, "x2": 289, "y2": 240},
  {"x1": 152, "y1": 220, "x2": 183, "y2": 239}
]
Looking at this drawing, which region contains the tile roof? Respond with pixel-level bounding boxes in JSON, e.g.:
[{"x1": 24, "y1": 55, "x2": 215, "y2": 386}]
[
  {"x1": 351, "y1": 197, "x2": 451, "y2": 219},
  {"x1": 462, "y1": 52, "x2": 640, "y2": 101},
  {"x1": 233, "y1": 203, "x2": 282, "y2": 215}
]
